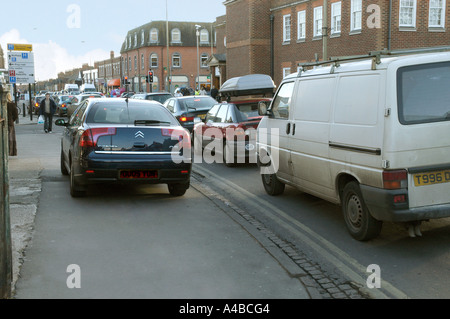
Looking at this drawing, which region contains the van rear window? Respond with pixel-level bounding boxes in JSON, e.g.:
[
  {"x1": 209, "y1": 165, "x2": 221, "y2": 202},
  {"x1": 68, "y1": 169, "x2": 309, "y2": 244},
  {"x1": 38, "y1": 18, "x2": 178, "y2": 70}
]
[{"x1": 397, "y1": 61, "x2": 450, "y2": 125}]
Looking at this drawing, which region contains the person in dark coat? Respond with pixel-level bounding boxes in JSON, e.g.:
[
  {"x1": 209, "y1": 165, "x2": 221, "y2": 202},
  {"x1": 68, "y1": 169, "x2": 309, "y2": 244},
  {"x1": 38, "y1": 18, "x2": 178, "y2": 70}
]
[
  {"x1": 210, "y1": 85, "x2": 219, "y2": 101},
  {"x1": 7, "y1": 93, "x2": 18, "y2": 156},
  {"x1": 39, "y1": 92, "x2": 57, "y2": 133}
]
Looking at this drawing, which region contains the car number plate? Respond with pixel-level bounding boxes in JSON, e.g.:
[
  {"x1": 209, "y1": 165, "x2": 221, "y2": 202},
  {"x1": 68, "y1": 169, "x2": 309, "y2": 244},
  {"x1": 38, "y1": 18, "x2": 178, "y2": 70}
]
[
  {"x1": 413, "y1": 169, "x2": 450, "y2": 187},
  {"x1": 120, "y1": 170, "x2": 158, "y2": 179}
]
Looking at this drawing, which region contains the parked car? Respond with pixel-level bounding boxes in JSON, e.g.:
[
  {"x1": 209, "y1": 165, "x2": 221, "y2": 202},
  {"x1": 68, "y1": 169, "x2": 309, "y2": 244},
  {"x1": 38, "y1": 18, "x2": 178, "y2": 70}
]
[
  {"x1": 33, "y1": 95, "x2": 46, "y2": 115},
  {"x1": 194, "y1": 74, "x2": 275, "y2": 167},
  {"x1": 66, "y1": 93, "x2": 104, "y2": 118},
  {"x1": 132, "y1": 92, "x2": 173, "y2": 104},
  {"x1": 256, "y1": 50, "x2": 450, "y2": 241},
  {"x1": 163, "y1": 96, "x2": 217, "y2": 133},
  {"x1": 55, "y1": 95, "x2": 74, "y2": 116},
  {"x1": 55, "y1": 98, "x2": 192, "y2": 197}
]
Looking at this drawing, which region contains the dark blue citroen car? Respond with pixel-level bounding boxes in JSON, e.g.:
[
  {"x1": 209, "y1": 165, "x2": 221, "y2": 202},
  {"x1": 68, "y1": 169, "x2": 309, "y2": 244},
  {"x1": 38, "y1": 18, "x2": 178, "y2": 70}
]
[{"x1": 56, "y1": 98, "x2": 192, "y2": 197}]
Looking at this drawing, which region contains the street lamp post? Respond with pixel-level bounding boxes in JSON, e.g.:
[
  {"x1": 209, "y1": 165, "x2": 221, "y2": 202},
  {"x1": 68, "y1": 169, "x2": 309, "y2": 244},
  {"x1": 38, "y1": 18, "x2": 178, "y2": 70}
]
[{"x1": 195, "y1": 24, "x2": 201, "y2": 92}]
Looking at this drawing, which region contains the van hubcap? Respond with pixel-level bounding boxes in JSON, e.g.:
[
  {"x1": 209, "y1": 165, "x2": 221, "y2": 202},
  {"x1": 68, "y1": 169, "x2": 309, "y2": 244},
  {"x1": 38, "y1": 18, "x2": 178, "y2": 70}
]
[{"x1": 347, "y1": 194, "x2": 362, "y2": 229}]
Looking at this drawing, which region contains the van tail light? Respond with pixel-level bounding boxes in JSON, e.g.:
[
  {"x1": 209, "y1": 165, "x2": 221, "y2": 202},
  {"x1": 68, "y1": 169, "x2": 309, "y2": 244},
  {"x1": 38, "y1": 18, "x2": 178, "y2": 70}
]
[
  {"x1": 383, "y1": 170, "x2": 408, "y2": 189},
  {"x1": 80, "y1": 128, "x2": 116, "y2": 148}
]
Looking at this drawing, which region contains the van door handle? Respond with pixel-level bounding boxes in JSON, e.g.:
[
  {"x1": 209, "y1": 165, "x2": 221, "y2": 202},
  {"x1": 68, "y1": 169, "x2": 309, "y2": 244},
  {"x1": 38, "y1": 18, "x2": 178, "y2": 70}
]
[
  {"x1": 286, "y1": 123, "x2": 291, "y2": 135},
  {"x1": 292, "y1": 123, "x2": 296, "y2": 136}
]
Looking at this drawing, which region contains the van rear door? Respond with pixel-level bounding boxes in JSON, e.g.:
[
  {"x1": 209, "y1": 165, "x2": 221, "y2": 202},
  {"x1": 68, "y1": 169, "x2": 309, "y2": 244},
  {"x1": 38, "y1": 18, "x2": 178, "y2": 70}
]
[{"x1": 392, "y1": 61, "x2": 450, "y2": 209}]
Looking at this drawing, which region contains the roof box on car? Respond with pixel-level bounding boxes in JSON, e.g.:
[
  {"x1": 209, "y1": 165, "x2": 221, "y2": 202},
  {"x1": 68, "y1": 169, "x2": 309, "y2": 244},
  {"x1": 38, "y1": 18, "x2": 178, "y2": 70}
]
[{"x1": 219, "y1": 74, "x2": 276, "y2": 97}]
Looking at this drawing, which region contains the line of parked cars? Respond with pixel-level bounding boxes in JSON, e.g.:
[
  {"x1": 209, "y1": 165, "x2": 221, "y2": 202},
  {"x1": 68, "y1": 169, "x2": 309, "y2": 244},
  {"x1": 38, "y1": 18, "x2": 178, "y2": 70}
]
[{"x1": 53, "y1": 49, "x2": 450, "y2": 241}]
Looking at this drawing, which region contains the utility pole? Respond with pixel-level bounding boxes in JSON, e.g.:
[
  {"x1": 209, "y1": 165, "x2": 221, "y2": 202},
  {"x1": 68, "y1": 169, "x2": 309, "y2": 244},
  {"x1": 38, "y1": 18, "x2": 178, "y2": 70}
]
[{"x1": 0, "y1": 84, "x2": 12, "y2": 299}]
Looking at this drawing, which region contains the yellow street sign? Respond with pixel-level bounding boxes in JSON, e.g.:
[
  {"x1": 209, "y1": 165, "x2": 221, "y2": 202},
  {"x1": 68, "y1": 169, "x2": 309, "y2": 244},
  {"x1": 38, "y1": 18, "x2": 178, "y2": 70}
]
[{"x1": 7, "y1": 43, "x2": 33, "y2": 52}]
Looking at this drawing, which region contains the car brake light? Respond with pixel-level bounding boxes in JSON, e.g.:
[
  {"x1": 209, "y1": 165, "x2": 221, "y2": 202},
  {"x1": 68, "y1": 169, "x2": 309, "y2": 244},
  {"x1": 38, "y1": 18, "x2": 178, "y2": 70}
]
[
  {"x1": 383, "y1": 170, "x2": 408, "y2": 189},
  {"x1": 80, "y1": 128, "x2": 116, "y2": 147},
  {"x1": 178, "y1": 116, "x2": 194, "y2": 122}
]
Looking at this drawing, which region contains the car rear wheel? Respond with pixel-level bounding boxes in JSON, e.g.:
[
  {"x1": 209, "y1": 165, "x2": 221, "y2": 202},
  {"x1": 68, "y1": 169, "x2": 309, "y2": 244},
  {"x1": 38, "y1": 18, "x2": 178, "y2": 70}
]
[
  {"x1": 342, "y1": 181, "x2": 382, "y2": 241},
  {"x1": 70, "y1": 160, "x2": 87, "y2": 198},
  {"x1": 261, "y1": 173, "x2": 285, "y2": 196},
  {"x1": 168, "y1": 183, "x2": 189, "y2": 196},
  {"x1": 223, "y1": 143, "x2": 235, "y2": 167},
  {"x1": 60, "y1": 149, "x2": 69, "y2": 176}
]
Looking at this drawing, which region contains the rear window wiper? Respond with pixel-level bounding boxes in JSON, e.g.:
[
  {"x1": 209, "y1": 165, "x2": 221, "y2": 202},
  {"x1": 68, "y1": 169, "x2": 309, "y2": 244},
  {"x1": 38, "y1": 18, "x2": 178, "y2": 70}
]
[{"x1": 134, "y1": 120, "x2": 172, "y2": 126}]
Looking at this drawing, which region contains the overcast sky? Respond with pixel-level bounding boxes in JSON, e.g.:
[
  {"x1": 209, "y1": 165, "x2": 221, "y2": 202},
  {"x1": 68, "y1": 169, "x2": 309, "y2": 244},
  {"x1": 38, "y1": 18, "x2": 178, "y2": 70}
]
[{"x1": 1, "y1": 0, "x2": 226, "y2": 81}]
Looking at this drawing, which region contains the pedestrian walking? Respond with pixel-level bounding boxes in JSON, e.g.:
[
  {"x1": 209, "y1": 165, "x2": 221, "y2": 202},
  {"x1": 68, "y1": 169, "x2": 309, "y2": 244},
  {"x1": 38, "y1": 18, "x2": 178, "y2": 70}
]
[
  {"x1": 7, "y1": 93, "x2": 18, "y2": 156},
  {"x1": 210, "y1": 85, "x2": 219, "y2": 101},
  {"x1": 39, "y1": 93, "x2": 57, "y2": 133}
]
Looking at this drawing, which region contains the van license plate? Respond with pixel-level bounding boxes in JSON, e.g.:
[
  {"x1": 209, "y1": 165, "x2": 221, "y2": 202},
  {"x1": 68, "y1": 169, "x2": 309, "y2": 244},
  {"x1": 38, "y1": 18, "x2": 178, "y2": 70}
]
[
  {"x1": 413, "y1": 169, "x2": 450, "y2": 187},
  {"x1": 120, "y1": 170, "x2": 158, "y2": 179}
]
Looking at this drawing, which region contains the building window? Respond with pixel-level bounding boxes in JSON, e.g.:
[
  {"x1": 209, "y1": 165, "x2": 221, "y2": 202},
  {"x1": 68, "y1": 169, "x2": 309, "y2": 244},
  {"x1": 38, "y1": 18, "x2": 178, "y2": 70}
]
[
  {"x1": 172, "y1": 53, "x2": 181, "y2": 68},
  {"x1": 150, "y1": 53, "x2": 158, "y2": 68},
  {"x1": 331, "y1": 2, "x2": 342, "y2": 35},
  {"x1": 314, "y1": 7, "x2": 323, "y2": 37},
  {"x1": 399, "y1": 0, "x2": 417, "y2": 27},
  {"x1": 150, "y1": 28, "x2": 158, "y2": 43},
  {"x1": 200, "y1": 29, "x2": 209, "y2": 43},
  {"x1": 128, "y1": 57, "x2": 131, "y2": 72},
  {"x1": 297, "y1": 10, "x2": 306, "y2": 40},
  {"x1": 283, "y1": 14, "x2": 291, "y2": 42},
  {"x1": 141, "y1": 30, "x2": 145, "y2": 45},
  {"x1": 201, "y1": 53, "x2": 208, "y2": 67},
  {"x1": 171, "y1": 28, "x2": 181, "y2": 43},
  {"x1": 128, "y1": 36, "x2": 132, "y2": 49},
  {"x1": 351, "y1": 0, "x2": 362, "y2": 31},
  {"x1": 141, "y1": 54, "x2": 145, "y2": 70},
  {"x1": 134, "y1": 56, "x2": 137, "y2": 71},
  {"x1": 134, "y1": 33, "x2": 137, "y2": 47},
  {"x1": 283, "y1": 68, "x2": 291, "y2": 78},
  {"x1": 429, "y1": 0, "x2": 446, "y2": 28}
]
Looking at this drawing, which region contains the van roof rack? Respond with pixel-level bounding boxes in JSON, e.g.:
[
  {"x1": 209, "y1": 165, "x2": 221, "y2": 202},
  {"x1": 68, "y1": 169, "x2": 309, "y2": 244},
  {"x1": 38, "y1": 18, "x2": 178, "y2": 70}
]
[{"x1": 297, "y1": 46, "x2": 450, "y2": 74}]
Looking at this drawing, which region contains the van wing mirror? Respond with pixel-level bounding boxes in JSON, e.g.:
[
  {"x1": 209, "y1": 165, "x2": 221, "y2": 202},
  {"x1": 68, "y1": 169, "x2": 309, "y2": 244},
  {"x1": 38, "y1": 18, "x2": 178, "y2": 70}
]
[{"x1": 258, "y1": 101, "x2": 271, "y2": 116}]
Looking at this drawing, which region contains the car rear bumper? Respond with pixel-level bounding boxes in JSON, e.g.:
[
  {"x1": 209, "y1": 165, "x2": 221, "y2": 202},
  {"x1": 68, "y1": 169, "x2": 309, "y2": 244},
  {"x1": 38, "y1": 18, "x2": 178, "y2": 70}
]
[
  {"x1": 75, "y1": 156, "x2": 192, "y2": 186},
  {"x1": 360, "y1": 184, "x2": 450, "y2": 222}
]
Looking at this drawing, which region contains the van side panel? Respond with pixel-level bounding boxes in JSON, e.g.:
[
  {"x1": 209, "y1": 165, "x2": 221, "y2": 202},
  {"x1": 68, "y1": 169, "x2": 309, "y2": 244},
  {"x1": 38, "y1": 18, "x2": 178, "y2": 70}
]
[
  {"x1": 329, "y1": 73, "x2": 385, "y2": 190},
  {"x1": 290, "y1": 77, "x2": 336, "y2": 202}
]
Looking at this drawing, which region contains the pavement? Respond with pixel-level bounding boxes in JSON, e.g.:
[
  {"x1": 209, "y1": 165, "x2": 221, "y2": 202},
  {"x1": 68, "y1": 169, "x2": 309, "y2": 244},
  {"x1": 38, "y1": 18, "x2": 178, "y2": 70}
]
[{"x1": 6, "y1": 113, "x2": 313, "y2": 299}]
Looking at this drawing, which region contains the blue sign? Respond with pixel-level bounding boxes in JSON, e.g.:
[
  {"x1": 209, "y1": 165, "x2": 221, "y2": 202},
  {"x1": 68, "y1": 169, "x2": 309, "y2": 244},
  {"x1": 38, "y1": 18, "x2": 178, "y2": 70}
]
[
  {"x1": 8, "y1": 44, "x2": 14, "y2": 50},
  {"x1": 9, "y1": 76, "x2": 17, "y2": 83},
  {"x1": 22, "y1": 53, "x2": 28, "y2": 59},
  {"x1": 11, "y1": 57, "x2": 17, "y2": 62}
]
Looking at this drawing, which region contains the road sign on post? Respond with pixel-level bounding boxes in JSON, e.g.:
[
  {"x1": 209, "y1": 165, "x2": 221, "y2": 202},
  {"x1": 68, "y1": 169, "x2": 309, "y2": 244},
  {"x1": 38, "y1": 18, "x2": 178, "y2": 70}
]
[{"x1": 7, "y1": 51, "x2": 35, "y2": 84}]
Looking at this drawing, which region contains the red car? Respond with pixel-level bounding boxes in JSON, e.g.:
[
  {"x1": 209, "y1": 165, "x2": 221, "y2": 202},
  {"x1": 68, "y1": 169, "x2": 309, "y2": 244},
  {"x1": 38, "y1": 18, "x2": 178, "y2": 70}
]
[{"x1": 194, "y1": 74, "x2": 275, "y2": 166}]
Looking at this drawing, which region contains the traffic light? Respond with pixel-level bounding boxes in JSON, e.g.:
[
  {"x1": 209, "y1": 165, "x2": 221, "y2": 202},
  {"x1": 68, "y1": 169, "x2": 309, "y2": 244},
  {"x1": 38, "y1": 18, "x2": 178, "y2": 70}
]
[
  {"x1": 148, "y1": 71, "x2": 154, "y2": 83},
  {"x1": 123, "y1": 76, "x2": 129, "y2": 85}
]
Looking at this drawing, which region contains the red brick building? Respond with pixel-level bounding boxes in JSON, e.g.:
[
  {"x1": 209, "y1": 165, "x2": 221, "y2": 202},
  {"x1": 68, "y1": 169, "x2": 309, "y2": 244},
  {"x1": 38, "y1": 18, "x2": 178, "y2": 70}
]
[
  {"x1": 219, "y1": 0, "x2": 450, "y2": 86},
  {"x1": 120, "y1": 21, "x2": 216, "y2": 93}
]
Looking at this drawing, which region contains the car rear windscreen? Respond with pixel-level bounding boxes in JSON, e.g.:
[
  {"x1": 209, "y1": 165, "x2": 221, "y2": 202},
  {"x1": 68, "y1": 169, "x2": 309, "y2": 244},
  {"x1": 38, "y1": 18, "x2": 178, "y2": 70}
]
[
  {"x1": 86, "y1": 103, "x2": 179, "y2": 125},
  {"x1": 398, "y1": 61, "x2": 450, "y2": 125},
  {"x1": 178, "y1": 97, "x2": 216, "y2": 112},
  {"x1": 235, "y1": 103, "x2": 260, "y2": 122}
]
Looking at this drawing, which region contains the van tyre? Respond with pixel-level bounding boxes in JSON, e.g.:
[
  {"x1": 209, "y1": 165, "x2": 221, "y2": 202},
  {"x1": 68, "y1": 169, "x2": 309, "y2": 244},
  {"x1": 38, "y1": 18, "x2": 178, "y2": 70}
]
[
  {"x1": 168, "y1": 183, "x2": 188, "y2": 196},
  {"x1": 70, "y1": 160, "x2": 87, "y2": 198},
  {"x1": 262, "y1": 173, "x2": 285, "y2": 196},
  {"x1": 342, "y1": 182, "x2": 382, "y2": 241}
]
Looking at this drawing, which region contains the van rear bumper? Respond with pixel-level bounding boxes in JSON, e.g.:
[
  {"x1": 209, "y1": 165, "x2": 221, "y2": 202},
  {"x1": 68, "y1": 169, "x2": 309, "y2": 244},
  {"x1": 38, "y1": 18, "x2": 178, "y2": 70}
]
[{"x1": 360, "y1": 185, "x2": 450, "y2": 222}]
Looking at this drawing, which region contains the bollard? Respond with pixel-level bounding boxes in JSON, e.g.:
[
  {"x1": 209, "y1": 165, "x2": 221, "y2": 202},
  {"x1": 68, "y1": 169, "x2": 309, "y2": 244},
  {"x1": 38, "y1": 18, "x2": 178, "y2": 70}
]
[{"x1": 23, "y1": 103, "x2": 26, "y2": 117}]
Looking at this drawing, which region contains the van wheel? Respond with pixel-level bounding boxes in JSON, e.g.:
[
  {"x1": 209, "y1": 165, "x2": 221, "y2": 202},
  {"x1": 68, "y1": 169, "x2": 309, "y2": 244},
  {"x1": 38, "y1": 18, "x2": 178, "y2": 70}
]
[
  {"x1": 168, "y1": 183, "x2": 188, "y2": 196},
  {"x1": 261, "y1": 173, "x2": 285, "y2": 196},
  {"x1": 342, "y1": 182, "x2": 382, "y2": 241}
]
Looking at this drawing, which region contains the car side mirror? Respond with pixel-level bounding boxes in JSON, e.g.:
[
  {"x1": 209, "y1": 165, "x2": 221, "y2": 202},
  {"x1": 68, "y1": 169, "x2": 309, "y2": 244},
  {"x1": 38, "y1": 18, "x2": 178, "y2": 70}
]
[
  {"x1": 258, "y1": 101, "x2": 271, "y2": 116},
  {"x1": 55, "y1": 119, "x2": 68, "y2": 127}
]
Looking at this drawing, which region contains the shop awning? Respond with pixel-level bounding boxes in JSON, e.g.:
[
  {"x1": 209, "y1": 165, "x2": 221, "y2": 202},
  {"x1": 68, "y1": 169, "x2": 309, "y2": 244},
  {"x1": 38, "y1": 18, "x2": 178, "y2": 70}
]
[{"x1": 107, "y1": 79, "x2": 121, "y2": 87}]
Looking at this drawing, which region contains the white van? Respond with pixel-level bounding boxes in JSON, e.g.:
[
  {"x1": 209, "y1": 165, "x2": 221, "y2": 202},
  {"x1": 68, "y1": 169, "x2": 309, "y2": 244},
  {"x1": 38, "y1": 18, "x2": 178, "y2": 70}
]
[
  {"x1": 80, "y1": 83, "x2": 96, "y2": 93},
  {"x1": 64, "y1": 84, "x2": 79, "y2": 94},
  {"x1": 256, "y1": 49, "x2": 450, "y2": 241}
]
